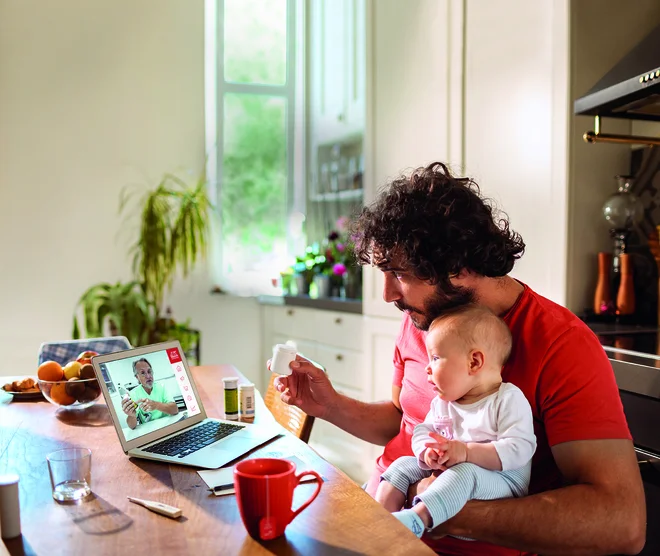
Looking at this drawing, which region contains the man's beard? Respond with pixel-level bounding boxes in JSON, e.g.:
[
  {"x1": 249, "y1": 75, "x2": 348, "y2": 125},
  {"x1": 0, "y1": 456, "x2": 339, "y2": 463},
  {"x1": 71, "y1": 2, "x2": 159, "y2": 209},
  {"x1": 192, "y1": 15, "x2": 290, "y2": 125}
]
[{"x1": 395, "y1": 282, "x2": 475, "y2": 331}]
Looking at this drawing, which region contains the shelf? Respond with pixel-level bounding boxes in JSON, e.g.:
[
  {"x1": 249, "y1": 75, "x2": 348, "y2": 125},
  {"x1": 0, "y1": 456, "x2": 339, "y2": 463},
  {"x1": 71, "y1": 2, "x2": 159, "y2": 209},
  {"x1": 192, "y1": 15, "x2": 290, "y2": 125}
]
[{"x1": 310, "y1": 189, "x2": 363, "y2": 202}]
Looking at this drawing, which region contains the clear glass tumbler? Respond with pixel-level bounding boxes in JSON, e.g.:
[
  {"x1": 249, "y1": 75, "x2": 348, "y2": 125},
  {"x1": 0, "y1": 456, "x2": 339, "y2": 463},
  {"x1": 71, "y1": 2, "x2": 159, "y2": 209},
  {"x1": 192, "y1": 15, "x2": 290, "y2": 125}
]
[{"x1": 47, "y1": 448, "x2": 92, "y2": 502}]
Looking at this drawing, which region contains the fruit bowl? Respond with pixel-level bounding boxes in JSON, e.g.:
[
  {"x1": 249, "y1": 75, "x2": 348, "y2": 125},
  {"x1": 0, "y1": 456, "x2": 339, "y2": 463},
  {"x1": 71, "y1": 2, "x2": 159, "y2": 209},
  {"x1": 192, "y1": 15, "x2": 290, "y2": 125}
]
[{"x1": 38, "y1": 377, "x2": 102, "y2": 410}]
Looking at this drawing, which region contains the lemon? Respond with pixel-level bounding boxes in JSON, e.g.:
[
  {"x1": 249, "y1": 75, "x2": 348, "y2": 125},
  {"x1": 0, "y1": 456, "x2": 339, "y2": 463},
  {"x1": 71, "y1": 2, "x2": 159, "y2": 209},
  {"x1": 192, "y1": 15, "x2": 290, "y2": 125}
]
[{"x1": 63, "y1": 360, "x2": 82, "y2": 380}]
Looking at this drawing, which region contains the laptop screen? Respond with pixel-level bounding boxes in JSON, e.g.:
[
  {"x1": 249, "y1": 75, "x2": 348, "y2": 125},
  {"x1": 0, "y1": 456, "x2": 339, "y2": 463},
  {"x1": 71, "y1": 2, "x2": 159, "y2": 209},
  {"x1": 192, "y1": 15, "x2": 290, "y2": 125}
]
[{"x1": 98, "y1": 346, "x2": 201, "y2": 443}]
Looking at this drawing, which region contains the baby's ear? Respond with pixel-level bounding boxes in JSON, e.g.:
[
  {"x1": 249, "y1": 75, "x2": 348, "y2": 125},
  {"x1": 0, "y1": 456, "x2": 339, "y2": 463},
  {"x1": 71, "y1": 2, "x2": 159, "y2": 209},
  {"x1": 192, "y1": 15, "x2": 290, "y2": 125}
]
[{"x1": 468, "y1": 349, "x2": 485, "y2": 374}]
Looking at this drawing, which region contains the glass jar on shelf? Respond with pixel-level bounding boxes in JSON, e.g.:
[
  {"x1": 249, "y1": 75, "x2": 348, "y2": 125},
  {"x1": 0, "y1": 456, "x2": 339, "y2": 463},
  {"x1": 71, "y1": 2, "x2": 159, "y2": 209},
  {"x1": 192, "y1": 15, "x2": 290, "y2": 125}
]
[{"x1": 602, "y1": 175, "x2": 644, "y2": 273}]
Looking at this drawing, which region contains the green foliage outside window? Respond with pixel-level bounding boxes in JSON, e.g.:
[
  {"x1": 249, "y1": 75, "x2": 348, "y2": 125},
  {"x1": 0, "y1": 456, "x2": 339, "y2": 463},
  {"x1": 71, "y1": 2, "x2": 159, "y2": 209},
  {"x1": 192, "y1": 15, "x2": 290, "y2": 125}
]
[{"x1": 220, "y1": 0, "x2": 291, "y2": 274}]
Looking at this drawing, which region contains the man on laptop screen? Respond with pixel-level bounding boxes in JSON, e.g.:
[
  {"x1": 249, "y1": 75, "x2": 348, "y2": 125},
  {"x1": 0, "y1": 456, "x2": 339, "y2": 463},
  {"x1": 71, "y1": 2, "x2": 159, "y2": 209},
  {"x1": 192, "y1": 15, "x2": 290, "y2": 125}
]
[
  {"x1": 93, "y1": 341, "x2": 279, "y2": 469},
  {"x1": 121, "y1": 357, "x2": 179, "y2": 430}
]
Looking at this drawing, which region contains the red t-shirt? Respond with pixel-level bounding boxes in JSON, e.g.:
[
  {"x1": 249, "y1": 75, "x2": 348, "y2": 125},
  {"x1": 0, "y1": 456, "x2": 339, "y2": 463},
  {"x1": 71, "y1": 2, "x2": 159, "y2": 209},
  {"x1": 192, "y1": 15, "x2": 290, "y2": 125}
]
[{"x1": 365, "y1": 283, "x2": 631, "y2": 556}]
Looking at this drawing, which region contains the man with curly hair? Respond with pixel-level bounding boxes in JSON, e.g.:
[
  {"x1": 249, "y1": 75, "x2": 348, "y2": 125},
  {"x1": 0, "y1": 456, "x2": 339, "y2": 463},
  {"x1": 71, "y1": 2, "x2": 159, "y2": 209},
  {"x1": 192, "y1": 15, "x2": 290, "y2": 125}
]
[{"x1": 273, "y1": 162, "x2": 645, "y2": 555}]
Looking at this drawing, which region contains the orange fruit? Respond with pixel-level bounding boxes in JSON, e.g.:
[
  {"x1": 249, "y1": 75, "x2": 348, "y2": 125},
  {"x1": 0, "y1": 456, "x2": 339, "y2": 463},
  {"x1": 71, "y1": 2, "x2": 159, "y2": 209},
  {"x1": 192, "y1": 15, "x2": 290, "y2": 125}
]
[
  {"x1": 50, "y1": 382, "x2": 75, "y2": 405},
  {"x1": 38, "y1": 360, "x2": 64, "y2": 381}
]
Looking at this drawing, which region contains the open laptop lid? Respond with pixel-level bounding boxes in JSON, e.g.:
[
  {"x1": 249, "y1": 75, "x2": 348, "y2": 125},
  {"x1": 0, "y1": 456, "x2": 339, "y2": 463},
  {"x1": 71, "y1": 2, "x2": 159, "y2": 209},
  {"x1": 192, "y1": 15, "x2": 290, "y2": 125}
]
[{"x1": 92, "y1": 340, "x2": 208, "y2": 454}]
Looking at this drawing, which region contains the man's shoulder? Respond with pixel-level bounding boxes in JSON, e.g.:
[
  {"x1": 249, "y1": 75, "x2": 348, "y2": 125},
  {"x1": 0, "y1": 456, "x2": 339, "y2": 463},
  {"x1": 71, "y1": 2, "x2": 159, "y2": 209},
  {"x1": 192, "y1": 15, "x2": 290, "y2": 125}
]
[{"x1": 511, "y1": 284, "x2": 593, "y2": 345}]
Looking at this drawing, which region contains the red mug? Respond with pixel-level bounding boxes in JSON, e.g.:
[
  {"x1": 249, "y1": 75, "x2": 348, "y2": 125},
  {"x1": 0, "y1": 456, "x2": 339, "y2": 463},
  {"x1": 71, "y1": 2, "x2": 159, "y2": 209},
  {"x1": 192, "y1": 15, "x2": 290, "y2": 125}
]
[{"x1": 233, "y1": 458, "x2": 322, "y2": 540}]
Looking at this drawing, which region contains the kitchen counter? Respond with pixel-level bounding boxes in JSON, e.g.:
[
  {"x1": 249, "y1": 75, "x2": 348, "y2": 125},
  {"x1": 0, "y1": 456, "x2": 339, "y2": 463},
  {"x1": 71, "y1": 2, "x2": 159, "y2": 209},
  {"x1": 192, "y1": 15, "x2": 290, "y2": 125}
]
[{"x1": 586, "y1": 321, "x2": 660, "y2": 362}]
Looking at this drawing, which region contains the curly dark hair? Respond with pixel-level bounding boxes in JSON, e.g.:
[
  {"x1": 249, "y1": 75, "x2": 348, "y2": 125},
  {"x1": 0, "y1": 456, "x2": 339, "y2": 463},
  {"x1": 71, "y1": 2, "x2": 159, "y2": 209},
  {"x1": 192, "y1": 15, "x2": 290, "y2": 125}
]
[{"x1": 351, "y1": 162, "x2": 525, "y2": 282}]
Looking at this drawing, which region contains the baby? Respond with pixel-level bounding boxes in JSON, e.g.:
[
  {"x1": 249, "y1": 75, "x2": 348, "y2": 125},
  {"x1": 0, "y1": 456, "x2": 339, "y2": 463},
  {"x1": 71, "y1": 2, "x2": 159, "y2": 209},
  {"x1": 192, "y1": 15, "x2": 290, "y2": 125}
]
[{"x1": 375, "y1": 304, "x2": 536, "y2": 538}]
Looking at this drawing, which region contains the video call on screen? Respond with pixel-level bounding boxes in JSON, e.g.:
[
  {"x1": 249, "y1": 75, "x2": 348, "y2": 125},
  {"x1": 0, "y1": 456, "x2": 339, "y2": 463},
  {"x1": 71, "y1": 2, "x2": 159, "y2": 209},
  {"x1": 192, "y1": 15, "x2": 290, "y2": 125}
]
[{"x1": 100, "y1": 348, "x2": 201, "y2": 442}]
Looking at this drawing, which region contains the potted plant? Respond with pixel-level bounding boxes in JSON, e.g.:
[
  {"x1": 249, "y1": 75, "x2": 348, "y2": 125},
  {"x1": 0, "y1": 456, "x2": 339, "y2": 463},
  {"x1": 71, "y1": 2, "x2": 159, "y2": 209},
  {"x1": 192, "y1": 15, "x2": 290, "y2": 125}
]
[
  {"x1": 291, "y1": 246, "x2": 323, "y2": 295},
  {"x1": 287, "y1": 216, "x2": 362, "y2": 299},
  {"x1": 72, "y1": 281, "x2": 156, "y2": 348},
  {"x1": 73, "y1": 169, "x2": 213, "y2": 352}
]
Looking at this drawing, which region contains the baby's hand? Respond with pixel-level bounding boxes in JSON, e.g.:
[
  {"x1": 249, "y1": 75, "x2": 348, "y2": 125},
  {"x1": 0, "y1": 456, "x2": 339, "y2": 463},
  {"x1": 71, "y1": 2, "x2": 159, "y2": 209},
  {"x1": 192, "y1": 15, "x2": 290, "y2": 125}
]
[
  {"x1": 428, "y1": 432, "x2": 468, "y2": 468},
  {"x1": 422, "y1": 446, "x2": 445, "y2": 470}
]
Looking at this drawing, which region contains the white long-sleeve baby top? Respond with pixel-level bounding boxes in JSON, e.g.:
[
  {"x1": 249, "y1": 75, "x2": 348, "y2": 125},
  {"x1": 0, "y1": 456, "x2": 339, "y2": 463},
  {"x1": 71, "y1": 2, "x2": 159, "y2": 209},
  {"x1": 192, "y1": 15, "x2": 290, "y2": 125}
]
[{"x1": 412, "y1": 382, "x2": 537, "y2": 471}]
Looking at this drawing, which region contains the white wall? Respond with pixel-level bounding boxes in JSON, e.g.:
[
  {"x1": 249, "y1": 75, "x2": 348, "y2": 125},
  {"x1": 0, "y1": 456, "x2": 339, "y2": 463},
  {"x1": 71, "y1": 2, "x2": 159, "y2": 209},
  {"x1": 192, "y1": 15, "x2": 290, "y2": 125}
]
[
  {"x1": 364, "y1": 0, "x2": 463, "y2": 319},
  {"x1": 0, "y1": 0, "x2": 261, "y2": 382},
  {"x1": 462, "y1": 0, "x2": 569, "y2": 305}
]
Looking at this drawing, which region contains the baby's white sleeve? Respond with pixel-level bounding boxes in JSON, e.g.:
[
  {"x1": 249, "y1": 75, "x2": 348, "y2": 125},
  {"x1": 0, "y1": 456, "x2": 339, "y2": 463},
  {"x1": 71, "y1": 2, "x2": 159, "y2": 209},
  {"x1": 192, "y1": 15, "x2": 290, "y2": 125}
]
[
  {"x1": 492, "y1": 387, "x2": 537, "y2": 471},
  {"x1": 412, "y1": 403, "x2": 438, "y2": 470}
]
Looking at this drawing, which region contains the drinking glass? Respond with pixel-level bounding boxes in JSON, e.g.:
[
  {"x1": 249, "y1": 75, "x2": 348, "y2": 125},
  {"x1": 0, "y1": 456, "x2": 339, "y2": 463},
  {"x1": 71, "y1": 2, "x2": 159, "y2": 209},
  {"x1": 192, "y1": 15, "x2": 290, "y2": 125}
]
[{"x1": 47, "y1": 448, "x2": 92, "y2": 502}]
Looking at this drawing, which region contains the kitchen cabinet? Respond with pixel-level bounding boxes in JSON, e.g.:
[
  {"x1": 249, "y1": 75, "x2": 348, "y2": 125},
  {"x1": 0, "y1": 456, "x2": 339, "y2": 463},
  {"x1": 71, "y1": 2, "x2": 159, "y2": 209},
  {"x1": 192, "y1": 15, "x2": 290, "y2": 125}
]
[{"x1": 308, "y1": 0, "x2": 365, "y2": 146}]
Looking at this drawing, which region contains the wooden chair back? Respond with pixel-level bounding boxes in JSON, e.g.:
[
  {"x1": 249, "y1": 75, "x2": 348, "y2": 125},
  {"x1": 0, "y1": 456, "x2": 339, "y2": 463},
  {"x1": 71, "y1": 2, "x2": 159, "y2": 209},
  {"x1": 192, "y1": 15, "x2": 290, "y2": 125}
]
[{"x1": 263, "y1": 373, "x2": 315, "y2": 443}]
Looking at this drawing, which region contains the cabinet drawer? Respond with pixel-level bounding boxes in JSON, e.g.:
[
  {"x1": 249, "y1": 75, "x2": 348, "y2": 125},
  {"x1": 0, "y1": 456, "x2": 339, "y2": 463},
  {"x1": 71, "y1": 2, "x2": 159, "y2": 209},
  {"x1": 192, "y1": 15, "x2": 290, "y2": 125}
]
[
  {"x1": 316, "y1": 344, "x2": 363, "y2": 391},
  {"x1": 270, "y1": 306, "x2": 316, "y2": 341},
  {"x1": 314, "y1": 311, "x2": 363, "y2": 351},
  {"x1": 308, "y1": 417, "x2": 371, "y2": 484}
]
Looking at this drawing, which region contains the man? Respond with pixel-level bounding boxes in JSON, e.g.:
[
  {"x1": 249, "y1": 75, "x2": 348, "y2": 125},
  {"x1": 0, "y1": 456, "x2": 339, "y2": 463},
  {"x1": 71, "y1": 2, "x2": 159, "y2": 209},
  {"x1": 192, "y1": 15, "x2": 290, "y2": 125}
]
[
  {"x1": 274, "y1": 162, "x2": 646, "y2": 555},
  {"x1": 121, "y1": 357, "x2": 178, "y2": 430}
]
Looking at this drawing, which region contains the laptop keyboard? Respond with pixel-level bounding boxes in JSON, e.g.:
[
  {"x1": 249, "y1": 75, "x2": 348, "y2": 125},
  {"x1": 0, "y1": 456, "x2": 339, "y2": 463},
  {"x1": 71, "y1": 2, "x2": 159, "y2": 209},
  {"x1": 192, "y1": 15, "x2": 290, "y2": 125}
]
[{"x1": 143, "y1": 421, "x2": 243, "y2": 458}]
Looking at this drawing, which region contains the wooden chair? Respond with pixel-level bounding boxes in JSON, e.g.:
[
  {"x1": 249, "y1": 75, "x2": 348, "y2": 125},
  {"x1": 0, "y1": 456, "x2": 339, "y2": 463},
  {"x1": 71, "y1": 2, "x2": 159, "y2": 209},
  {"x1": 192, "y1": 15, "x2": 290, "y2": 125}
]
[{"x1": 263, "y1": 373, "x2": 315, "y2": 443}]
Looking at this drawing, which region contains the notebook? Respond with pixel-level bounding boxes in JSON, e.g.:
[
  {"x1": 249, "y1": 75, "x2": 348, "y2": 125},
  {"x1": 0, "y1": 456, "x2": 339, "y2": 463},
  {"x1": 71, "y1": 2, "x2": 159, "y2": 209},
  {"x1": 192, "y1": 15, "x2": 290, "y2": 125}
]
[
  {"x1": 199, "y1": 452, "x2": 326, "y2": 496},
  {"x1": 92, "y1": 340, "x2": 280, "y2": 469}
]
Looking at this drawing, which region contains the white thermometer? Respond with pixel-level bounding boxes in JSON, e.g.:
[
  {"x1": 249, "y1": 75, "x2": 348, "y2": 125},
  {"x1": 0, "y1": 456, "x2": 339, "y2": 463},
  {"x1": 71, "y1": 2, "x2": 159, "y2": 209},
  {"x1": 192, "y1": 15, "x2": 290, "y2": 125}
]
[{"x1": 127, "y1": 496, "x2": 183, "y2": 519}]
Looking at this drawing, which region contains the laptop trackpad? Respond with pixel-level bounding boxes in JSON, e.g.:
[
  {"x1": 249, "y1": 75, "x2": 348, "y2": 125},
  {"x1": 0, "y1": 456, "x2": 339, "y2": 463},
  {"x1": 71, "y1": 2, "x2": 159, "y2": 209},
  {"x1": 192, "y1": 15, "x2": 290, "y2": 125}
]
[{"x1": 209, "y1": 436, "x2": 250, "y2": 453}]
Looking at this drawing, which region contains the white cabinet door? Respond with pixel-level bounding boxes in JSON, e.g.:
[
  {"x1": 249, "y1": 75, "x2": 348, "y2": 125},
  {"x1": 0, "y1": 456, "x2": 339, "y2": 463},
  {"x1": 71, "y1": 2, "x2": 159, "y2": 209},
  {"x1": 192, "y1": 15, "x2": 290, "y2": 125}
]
[
  {"x1": 362, "y1": 315, "x2": 403, "y2": 403},
  {"x1": 308, "y1": 383, "x2": 372, "y2": 484},
  {"x1": 363, "y1": 315, "x2": 403, "y2": 471},
  {"x1": 309, "y1": 0, "x2": 365, "y2": 146},
  {"x1": 309, "y1": 0, "x2": 348, "y2": 145},
  {"x1": 345, "y1": 0, "x2": 366, "y2": 137}
]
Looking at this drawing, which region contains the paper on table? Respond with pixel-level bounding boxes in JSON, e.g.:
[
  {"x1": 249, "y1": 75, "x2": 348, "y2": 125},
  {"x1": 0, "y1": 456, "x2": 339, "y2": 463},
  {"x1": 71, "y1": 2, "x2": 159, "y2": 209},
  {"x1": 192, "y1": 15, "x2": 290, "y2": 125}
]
[{"x1": 198, "y1": 453, "x2": 324, "y2": 496}]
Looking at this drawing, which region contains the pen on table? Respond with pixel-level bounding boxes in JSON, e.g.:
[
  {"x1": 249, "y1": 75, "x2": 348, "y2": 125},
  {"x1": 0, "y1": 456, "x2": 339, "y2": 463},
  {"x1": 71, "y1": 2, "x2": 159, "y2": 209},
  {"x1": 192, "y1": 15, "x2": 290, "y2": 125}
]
[
  {"x1": 208, "y1": 483, "x2": 234, "y2": 493},
  {"x1": 127, "y1": 496, "x2": 183, "y2": 519}
]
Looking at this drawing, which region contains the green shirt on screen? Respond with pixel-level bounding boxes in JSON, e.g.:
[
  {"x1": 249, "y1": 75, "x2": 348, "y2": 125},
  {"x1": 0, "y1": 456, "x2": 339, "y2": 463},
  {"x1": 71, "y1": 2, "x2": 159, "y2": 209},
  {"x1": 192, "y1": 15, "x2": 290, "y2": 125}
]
[{"x1": 130, "y1": 382, "x2": 173, "y2": 423}]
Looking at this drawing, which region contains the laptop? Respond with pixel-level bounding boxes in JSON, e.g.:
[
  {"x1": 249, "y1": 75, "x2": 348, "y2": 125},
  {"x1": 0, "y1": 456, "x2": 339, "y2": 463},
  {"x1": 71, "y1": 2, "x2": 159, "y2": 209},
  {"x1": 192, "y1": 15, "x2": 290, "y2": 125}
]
[{"x1": 92, "y1": 340, "x2": 280, "y2": 469}]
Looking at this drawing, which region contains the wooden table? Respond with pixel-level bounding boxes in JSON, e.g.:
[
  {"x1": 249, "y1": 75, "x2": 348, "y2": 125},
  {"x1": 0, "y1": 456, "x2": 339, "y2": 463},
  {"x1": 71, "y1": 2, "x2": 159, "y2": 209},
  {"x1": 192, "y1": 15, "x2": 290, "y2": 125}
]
[{"x1": 0, "y1": 366, "x2": 432, "y2": 555}]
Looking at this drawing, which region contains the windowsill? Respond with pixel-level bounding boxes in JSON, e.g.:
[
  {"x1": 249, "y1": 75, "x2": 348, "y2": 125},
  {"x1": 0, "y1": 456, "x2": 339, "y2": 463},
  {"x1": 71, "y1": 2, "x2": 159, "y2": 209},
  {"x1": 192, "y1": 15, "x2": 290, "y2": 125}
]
[{"x1": 257, "y1": 294, "x2": 362, "y2": 314}]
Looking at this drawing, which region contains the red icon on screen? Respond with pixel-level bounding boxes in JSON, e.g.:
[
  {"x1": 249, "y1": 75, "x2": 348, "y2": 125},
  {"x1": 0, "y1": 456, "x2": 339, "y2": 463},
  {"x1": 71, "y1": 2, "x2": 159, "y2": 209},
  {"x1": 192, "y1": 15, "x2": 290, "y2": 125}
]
[
  {"x1": 191, "y1": 406, "x2": 197, "y2": 412},
  {"x1": 167, "y1": 348, "x2": 182, "y2": 364},
  {"x1": 179, "y1": 376, "x2": 184, "y2": 381},
  {"x1": 176, "y1": 365, "x2": 182, "y2": 372},
  {"x1": 187, "y1": 395, "x2": 192, "y2": 401},
  {"x1": 184, "y1": 385, "x2": 189, "y2": 391}
]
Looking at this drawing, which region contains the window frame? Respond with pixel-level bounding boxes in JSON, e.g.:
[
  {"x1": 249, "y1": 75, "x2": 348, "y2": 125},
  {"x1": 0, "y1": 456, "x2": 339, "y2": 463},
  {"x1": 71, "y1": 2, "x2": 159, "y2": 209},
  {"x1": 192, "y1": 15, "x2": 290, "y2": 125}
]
[{"x1": 204, "y1": 0, "x2": 306, "y2": 293}]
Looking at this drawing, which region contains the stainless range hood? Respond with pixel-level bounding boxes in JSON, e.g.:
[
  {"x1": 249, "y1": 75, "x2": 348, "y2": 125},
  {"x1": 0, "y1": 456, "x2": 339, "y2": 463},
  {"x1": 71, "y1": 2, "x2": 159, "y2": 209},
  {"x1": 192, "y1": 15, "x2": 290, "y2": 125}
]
[{"x1": 575, "y1": 23, "x2": 660, "y2": 122}]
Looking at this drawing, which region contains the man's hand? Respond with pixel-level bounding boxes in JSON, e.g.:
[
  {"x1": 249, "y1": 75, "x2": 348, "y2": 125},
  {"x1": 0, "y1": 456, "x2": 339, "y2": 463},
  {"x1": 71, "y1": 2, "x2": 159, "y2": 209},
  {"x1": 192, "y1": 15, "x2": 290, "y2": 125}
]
[
  {"x1": 270, "y1": 355, "x2": 340, "y2": 419},
  {"x1": 121, "y1": 396, "x2": 136, "y2": 417},
  {"x1": 425, "y1": 433, "x2": 468, "y2": 469},
  {"x1": 137, "y1": 398, "x2": 160, "y2": 412}
]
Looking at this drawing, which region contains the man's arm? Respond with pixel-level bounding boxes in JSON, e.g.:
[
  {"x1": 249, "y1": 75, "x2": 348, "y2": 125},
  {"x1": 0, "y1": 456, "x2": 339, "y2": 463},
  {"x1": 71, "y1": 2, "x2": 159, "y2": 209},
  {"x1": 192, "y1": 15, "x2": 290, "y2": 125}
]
[
  {"x1": 159, "y1": 401, "x2": 179, "y2": 415},
  {"x1": 428, "y1": 439, "x2": 646, "y2": 555},
  {"x1": 138, "y1": 399, "x2": 179, "y2": 416},
  {"x1": 275, "y1": 355, "x2": 403, "y2": 446},
  {"x1": 325, "y1": 386, "x2": 403, "y2": 446}
]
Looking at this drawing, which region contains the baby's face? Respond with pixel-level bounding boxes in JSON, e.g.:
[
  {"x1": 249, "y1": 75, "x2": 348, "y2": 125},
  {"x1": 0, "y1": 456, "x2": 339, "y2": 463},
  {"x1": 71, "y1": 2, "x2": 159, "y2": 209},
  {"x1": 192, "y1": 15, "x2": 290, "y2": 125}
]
[{"x1": 424, "y1": 327, "x2": 473, "y2": 402}]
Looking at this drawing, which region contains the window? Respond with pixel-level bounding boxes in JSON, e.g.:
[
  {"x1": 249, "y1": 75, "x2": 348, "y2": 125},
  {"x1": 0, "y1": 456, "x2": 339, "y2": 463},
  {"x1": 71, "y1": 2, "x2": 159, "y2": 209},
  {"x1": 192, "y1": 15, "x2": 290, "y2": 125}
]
[{"x1": 205, "y1": 0, "x2": 305, "y2": 295}]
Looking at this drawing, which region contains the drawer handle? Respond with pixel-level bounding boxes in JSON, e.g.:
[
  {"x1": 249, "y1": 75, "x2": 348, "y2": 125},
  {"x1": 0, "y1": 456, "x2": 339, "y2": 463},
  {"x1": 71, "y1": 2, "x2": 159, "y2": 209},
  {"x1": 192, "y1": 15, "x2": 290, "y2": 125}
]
[
  {"x1": 287, "y1": 309, "x2": 294, "y2": 316},
  {"x1": 334, "y1": 317, "x2": 342, "y2": 325},
  {"x1": 336, "y1": 354, "x2": 344, "y2": 362}
]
